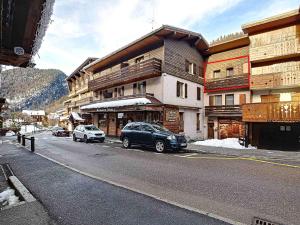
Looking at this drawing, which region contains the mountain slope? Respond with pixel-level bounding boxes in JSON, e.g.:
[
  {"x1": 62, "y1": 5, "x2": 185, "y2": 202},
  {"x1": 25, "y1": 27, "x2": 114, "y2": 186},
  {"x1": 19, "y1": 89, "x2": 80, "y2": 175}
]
[{"x1": 0, "y1": 68, "x2": 68, "y2": 110}]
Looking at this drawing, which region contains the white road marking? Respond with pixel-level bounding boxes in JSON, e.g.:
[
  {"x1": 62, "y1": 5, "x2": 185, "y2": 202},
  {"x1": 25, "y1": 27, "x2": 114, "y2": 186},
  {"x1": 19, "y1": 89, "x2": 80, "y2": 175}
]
[{"x1": 175, "y1": 153, "x2": 198, "y2": 158}]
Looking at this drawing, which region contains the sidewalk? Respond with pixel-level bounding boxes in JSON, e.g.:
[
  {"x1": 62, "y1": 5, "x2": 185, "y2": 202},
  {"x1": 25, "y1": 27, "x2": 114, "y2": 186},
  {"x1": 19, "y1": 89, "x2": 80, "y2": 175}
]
[
  {"x1": 0, "y1": 140, "x2": 57, "y2": 225},
  {"x1": 187, "y1": 143, "x2": 300, "y2": 161}
]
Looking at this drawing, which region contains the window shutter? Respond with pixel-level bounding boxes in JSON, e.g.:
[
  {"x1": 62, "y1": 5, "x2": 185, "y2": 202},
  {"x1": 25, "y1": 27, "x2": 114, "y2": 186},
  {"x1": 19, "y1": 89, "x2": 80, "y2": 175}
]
[
  {"x1": 193, "y1": 63, "x2": 196, "y2": 75},
  {"x1": 176, "y1": 81, "x2": 180, "y2": 97},
  {"x1": 197, "y1": 87, "x2": 201, "y2": 100},
  {"x1": 185, "y1": 60, "x2": 189, "y2": 73},
  {"x1": 185, "y1": 83, "x2": 188, "y2": 98},
  {"x1": 133, "y1": 83, "x2": 137, "y2": 95}
]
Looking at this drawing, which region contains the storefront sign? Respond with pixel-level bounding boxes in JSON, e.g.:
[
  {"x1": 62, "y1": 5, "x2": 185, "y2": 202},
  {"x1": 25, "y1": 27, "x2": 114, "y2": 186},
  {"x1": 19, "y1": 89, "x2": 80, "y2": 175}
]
[
  {"x1": 118, "y1": 113, "x2": 124, "y2": 118},
  {"x1": 166, "y1": 110, "x2": 177, "y2": 122}
]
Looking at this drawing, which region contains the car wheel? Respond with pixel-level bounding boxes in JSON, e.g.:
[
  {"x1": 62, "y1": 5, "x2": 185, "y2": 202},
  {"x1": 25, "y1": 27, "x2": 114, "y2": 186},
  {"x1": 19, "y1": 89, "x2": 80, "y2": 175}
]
[
  {"x1": 155, "y1": 140, "x2": 165, "y2": 153},
  {"x1": 122, "y1": 137, "x2": 131, "y2": 148},
  {"x1": 73, "y1": 134, "x2": 77, "y2": 142},
  {"x1": 84, "y1": 135, "x2": 89, "y2": 143}
]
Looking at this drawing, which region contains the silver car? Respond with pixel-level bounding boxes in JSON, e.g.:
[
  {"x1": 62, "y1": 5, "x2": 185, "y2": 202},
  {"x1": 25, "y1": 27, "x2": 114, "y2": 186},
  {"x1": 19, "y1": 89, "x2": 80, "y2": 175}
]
[{"x1": 73, "y1": 125, "x2": 105, "y2": 143}]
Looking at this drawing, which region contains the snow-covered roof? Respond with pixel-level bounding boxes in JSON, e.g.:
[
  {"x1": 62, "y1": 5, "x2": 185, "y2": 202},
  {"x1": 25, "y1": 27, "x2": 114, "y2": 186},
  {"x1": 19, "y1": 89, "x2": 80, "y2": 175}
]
[
  {"x1": 22, "y1": 110, "x2": 45, "y2": 116},
  {"x1": 81, "y1": 98, "x2": 152, "y2": 110},
  {"x1": 60, "y1": 115, "x2": 69, "y2": 121},
  {"x1": 71, "y1": 112, "x2": 84, "y2": 121}
]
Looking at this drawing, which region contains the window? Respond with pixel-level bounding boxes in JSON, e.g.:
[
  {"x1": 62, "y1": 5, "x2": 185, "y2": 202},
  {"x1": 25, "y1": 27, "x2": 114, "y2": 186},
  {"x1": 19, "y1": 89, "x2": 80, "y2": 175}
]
[
  {"x1": 213, "y1": 70, "x2": 221, "y2": 79},
  {"x1": 225, "y1": 94, "x2": 234, "y2": 105},
  {"x1": 185, "y1": 60, "x2": 196, "y2": 75},
  {"x1": 138, "y1": 81, "x2": 146, "y2": 94},
  {"x1": 135, "y1": 56, "x2": 144, "y2": 63},
  {"x1": 196, "y1": 113, "x2": 200, "y2": 131},
  {"x1": 103, "y1": 90, "x2": 113, "y2": 99},
  {"x1": 197, "y1": 87, "x2": 201, "y2": 100},
  {"x1": 133, "y1": 83, "x2": 137, "y2": 95},
  {"x1": 114, "y1": 88, "x2": 118, "y2": 98},
  {"x1": 118, "y1": 86, "x2": 124, "y2": 97},
  {"x1": 141, "y1": 124, "x2": 154, "y2": 132},
  {"x1": 226, "y1": 67, "x2": 234, "y2": 77},
  {"x1": 215, "y1": 95, "x2": 222, "y2": 106},
  {"x1": 177, "y1": 81, "x2": 184, "y2": 98}
]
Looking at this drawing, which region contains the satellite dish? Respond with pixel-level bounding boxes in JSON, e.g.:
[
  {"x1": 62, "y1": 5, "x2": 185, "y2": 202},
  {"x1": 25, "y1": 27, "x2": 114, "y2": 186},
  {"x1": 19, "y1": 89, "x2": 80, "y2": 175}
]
[{"x1": 14, "y1": 47, "x2": 25, "y2": 56}]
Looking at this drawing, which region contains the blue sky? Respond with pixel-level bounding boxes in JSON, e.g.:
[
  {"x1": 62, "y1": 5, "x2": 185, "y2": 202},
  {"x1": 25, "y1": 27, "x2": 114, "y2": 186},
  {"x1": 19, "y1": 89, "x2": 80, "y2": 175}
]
[{"x1": 34, "y1": 0, "x2": 300, "y2": 75}]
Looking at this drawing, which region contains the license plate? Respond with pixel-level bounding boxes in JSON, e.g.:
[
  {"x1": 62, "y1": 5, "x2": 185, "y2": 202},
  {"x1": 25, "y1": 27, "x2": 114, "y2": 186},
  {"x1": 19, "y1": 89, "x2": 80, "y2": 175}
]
[{"x1": 180, "y1": 143, "x2": 187, "y2": 147}]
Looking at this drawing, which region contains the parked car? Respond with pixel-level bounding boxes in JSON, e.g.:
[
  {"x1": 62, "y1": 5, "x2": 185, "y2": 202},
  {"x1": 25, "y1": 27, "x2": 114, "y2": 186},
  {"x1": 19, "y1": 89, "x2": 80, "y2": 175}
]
[
  {"x1": 120, "y1": 122, "x2": 187, "y2": 153},
  {"x1": 52, "y1": 126, "x2": 70, "y2": 137},
  {"x1": 73, "y1": 125, "x2": 105, "y2": 143}
]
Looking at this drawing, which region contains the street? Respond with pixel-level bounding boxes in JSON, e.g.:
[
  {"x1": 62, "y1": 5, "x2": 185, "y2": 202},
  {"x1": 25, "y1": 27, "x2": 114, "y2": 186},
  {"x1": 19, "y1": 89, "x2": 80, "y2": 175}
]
[{"x1": 21, "y1": 131, "x2": 300, "y2": 225}]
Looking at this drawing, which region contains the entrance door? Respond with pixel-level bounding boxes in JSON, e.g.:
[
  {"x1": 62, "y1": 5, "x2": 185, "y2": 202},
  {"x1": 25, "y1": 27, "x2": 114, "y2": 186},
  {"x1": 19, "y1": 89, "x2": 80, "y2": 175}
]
[{"x1": 208, "y1": 123, "x2": 214, "y2": 139}]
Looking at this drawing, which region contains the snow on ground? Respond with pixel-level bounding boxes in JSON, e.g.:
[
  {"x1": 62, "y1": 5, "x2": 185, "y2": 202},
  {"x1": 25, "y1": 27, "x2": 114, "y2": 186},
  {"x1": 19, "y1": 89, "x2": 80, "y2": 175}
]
[
  {"x1": 5, "y1": 130, "x2": 16, "y2": 136},
  {"x1": 0, "y1": 188, "x2": 20, "y2": 207},
  {"x1": 20, "y1": 125, "x2": 41, "y2": 134},
  {"x1": 192, "y1": 138, "x2": 256, "y2": 150}
]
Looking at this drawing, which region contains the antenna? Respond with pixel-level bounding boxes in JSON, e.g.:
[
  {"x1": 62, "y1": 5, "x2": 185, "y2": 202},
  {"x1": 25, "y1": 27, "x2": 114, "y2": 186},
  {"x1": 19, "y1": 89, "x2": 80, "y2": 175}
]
[{"x1": 151, "y1": 2, "x2": 155, "y2": 30}]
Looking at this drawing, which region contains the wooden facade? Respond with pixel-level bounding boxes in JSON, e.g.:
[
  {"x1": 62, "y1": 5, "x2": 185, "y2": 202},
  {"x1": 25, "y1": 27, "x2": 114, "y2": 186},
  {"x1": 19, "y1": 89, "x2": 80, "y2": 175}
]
[
  {"x1": 242, "y1": 101, "x2": 300, "y2": 122},
  {"x1": 89, "y1": 58, "x2": 162, "y2": 91}
]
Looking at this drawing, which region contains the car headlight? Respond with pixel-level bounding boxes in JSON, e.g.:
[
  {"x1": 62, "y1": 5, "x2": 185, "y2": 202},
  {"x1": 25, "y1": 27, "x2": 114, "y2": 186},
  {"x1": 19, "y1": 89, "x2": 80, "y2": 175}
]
[{"x1": 167, "y1": 135, "x2": 176, "y2": 140}]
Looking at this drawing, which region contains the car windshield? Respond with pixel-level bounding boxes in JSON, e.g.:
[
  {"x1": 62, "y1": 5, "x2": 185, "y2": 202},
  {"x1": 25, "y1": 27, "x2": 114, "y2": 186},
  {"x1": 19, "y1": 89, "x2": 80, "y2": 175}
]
[
  {"x1": 152, "y1": 124, "x2": 169, "y2": 132},
  {"x1": 84, "y1": 126, "x2": 99, "y2": 131}
]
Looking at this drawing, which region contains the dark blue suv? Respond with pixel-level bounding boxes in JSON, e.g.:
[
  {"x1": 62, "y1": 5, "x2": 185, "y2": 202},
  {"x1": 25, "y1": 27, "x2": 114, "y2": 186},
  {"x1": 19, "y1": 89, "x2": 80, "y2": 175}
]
[{"x1": 120, "y1": 122, "x2": 187, "y2": 153}]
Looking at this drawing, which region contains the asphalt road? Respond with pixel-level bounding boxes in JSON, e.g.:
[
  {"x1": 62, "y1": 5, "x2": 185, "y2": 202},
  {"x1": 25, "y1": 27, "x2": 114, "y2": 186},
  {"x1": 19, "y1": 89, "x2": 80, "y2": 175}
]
[
  {"x1": 13, "y1": 132, "x2": 300, "y2": 225},
  {"x1": 0, "y1": 140, "x2": 228, "y2": 225}
]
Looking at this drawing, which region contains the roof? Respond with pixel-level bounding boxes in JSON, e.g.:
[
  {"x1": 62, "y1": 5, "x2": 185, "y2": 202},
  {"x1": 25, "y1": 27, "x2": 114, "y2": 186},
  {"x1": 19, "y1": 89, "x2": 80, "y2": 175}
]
[
  {"x1": 242, "y1": 8, "x2": 300, "y2": 34},
  {"x1": 0, "y1": 0, "x2": 55, "y2": 67},
  {"x1": 84, "y1": 25, "x2": 209, "y2": 73},
  {"x1": 66, "y1": 57, "x2": 98, "y2": 81},
  {"x1": 70, "y1": 112, "x2": 84, "y2": 121},
  {"x1": 208, "y1": 34, "x2": 249, "y2": 54},
  {"x1": 22, "y1": 110, "x2": 45, "y2": 116}
]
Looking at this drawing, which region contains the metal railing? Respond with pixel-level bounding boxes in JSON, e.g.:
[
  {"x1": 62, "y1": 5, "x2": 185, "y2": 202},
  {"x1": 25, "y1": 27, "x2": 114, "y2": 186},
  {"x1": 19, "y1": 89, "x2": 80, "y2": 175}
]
[{"x1": 17, "y1": 133, "x2": 35, "y2": 152}]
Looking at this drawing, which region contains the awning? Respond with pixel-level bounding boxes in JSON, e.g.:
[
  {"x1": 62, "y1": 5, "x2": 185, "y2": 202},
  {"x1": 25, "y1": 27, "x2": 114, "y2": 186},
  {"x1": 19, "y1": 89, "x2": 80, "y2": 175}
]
[
  {"x1": 70, "y1": 112, "x2": 85, "y2": 121},
  {"x1": 81, "y1": 98, "x2": 152, "y2": 110}
]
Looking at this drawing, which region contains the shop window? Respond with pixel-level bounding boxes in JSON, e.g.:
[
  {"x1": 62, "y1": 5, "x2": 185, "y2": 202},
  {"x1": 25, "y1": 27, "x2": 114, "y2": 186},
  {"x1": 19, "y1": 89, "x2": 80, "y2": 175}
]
[
  {"x1": 196, "y1": 113, "x2": 200, "y2": 131},
  {"x1": 197, "y1": 87, "x2": 201, "y2": 100},
  {"x1": 213, "y1": 70, "x2": 221, "y2": 79},
  {"x1": 226, "y1": 67, "x2": 234, "y2": 77},
  {"x1": 225, "y1": 94, "x2": 234, "y2": 105},
  {"x1": 179, "y1": 112, "x2": 184, "y2": 132}
]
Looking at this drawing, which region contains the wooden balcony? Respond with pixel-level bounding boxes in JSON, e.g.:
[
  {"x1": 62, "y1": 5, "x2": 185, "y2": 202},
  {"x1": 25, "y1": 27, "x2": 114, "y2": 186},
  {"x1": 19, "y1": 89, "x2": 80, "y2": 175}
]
[
  {"x1": 250, "y1": 73, "x2": 300, "y2": 90},
  {"x1": 75, "y1": 97, "x2": 93, "y2": 106},
  {"x1": 242, "y1": 101, "x2": 300, "y2": 122},
  {"x1": 205, "y1": 105, "x2": 242, "y2": 117},
  {"x1": 89, "y1": 58, "x2": 162, "y2": 91},
  {"x1": 205, "y1": 74, "x2": 249, "y2": 92}
]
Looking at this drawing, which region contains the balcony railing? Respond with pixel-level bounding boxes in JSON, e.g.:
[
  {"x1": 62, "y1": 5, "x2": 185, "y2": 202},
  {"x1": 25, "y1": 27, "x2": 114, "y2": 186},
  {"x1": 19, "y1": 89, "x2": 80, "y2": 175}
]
[
  {"x1": 205, "y1": 74, "x2": 249, "y2": 91},
  {"x1": 75, "y1": 97, "x2": 93, "y2": 106},
  {"x1": 250, "y1": 73, "x2": 300, "y2": 90},
  {"x1": 242, "y1": 101, "x2": 300, "y2": 122},
  {"x1": 89, "y1": 58, "x2": 162, "y2": 91},
  {"x1": 205, "y1": 105, "x2": 242, "y2": 116}
]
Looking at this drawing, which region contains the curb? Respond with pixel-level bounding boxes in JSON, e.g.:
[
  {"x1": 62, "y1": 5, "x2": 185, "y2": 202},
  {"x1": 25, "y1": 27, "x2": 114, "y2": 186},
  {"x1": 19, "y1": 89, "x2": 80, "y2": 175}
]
[{"x1": 8, "y1": 176, "x2": 36, "y2": 203}]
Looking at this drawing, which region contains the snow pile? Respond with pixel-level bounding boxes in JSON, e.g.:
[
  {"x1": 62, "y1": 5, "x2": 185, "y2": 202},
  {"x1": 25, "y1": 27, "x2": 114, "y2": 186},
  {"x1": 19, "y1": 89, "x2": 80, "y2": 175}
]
[
  {"x1": 5, "y1": 131, "x2": 16, "y2": 136},
  {"x1": 20, "y1": 125, "x2": 41, "y2": 134},
  {"x1": 81, "y1": 98, "x2": 151, "y2": 110},
  {"x1": 193, "y1": 138, "x2": 256, "y2": 150},
  {"x1": 71, "y1": 112, "x2": 84, "y2": 121},
  {"x1": 0, "y1": 188, "x2": 20, "y2": 207}
]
